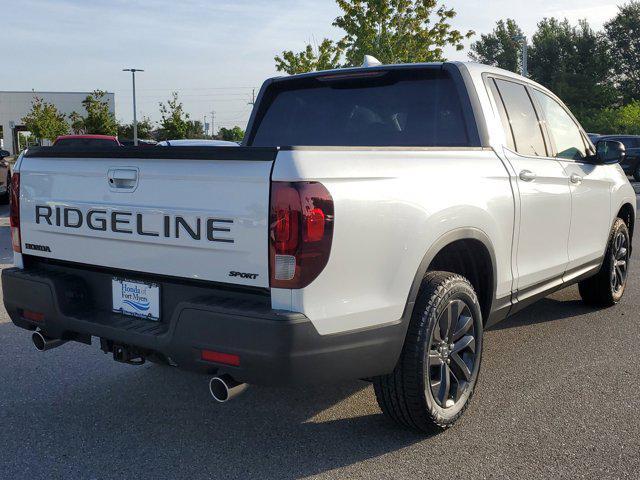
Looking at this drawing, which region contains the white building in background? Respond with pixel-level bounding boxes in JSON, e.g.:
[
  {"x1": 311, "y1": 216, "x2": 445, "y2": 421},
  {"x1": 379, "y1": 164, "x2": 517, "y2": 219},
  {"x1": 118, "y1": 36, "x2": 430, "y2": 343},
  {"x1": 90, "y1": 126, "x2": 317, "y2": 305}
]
[{"x1": 0, "y1": 91, "x2": 115, "y2": 155}]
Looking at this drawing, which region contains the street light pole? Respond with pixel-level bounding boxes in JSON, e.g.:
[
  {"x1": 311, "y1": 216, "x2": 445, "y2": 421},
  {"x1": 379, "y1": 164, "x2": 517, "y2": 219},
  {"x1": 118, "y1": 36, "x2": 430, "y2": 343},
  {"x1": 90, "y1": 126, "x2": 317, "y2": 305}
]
[
  {"x1": 522, "y1": 39, "x2": 528, "y2": 77},
  {"x1": 513, "y1": 35, "x2": 528, "y2": 77},
  {"x1": 122, "y1": 68, "x2": 144, "y2": 146}
]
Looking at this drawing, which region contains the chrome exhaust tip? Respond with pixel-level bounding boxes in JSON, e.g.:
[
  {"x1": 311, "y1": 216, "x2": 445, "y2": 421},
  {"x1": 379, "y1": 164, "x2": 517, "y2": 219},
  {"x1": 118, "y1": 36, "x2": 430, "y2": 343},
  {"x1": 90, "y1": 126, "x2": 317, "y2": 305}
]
[
  {"x1": 32, "y1": 331, "x2": 67, "y2": 352},
  {"x1": 209, "y1": 375, "x2": 248, "y2": 403}
]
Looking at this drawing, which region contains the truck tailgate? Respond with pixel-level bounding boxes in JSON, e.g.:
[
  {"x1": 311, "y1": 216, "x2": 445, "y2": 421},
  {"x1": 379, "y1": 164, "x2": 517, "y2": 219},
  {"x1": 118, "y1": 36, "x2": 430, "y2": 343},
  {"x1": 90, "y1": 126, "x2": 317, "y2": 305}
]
[{"x1": 18, "y1": 147, "x2": 276, "y2": 288}]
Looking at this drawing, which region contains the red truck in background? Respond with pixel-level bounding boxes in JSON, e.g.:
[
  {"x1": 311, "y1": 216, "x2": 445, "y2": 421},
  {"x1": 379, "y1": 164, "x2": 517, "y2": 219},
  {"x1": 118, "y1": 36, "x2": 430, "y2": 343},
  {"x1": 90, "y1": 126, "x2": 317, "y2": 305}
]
[{"x1": 53, "y1": 135, "x2": 121, "y2": 147}]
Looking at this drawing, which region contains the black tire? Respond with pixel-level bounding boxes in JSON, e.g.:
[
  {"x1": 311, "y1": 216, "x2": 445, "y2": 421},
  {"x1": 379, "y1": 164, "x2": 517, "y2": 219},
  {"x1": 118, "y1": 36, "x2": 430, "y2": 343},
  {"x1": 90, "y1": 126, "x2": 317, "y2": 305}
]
[
  {"x1": 579, "y1": 218, "x2": 630, "y2": 307},
  {"x1": 634, "y1": 164, "x2": 640, "y2": 183},
  {"x1": 373, "y1": 271, "x2": 483, "y2": 432},
  {"x1": 0, "y1": 173, "x2": 9, "y2": 205}
]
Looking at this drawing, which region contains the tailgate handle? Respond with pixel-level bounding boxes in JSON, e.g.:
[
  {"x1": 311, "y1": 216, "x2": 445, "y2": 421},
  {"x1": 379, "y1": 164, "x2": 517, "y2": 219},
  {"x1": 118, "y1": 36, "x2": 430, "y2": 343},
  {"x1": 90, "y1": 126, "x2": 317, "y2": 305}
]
[{"x1": 108, "y1": 168, "x2": 138, "y2": 190}]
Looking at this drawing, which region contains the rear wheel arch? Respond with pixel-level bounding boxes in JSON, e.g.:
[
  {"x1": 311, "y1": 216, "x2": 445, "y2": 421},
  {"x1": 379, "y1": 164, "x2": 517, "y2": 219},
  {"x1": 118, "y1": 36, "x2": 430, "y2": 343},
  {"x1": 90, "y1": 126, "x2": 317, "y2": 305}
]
[
  {"x1": 616, "y1": 203, "x2": 635, "y2": 240},
  {"x1": 402, "y1": 228, "x2": 497, "y2": 326}
]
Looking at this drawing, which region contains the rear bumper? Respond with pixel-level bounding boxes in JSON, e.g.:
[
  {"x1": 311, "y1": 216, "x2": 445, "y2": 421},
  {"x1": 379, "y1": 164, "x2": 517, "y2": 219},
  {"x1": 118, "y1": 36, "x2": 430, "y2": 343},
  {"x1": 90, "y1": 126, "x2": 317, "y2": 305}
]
[{"x1": 2, "y1": 262, "x2": 404, "y2": 385}]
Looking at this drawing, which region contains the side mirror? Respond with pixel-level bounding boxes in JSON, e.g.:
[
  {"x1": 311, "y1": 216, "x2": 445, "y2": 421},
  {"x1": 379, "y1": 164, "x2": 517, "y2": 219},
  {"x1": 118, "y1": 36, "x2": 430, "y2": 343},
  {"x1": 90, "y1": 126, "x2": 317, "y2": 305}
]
[{"x1": 595, "y1": 140, "x2": 625, "y2": 165}]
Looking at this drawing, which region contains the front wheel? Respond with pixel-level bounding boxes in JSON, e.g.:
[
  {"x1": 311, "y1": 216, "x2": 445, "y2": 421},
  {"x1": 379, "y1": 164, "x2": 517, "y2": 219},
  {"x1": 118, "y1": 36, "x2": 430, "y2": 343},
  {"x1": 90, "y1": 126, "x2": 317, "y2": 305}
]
[
  {"x1": 373, "y1": 271, "x2": 483, "y2": 432},
  {"x1": 579, "y1": 218, "x2": 630, "y2": 307}
]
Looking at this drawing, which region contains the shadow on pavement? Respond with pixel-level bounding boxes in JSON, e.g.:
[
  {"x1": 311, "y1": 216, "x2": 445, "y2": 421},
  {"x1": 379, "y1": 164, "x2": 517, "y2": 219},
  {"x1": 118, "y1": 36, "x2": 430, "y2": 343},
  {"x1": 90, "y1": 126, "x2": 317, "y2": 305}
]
[
  {"x1": 0, "y1": 320, "x2": 431, "y2": 479},
  {"x1": 489, "y1": 294, "x2": 595, "y2": 331}
]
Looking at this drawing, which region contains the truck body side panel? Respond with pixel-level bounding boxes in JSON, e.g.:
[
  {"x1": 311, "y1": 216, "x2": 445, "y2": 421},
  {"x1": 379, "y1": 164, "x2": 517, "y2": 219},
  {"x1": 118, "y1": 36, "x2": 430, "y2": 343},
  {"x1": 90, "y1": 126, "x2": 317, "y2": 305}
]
[{"x1": 271, "y1": 148, "x2": 515, "y2": 335}]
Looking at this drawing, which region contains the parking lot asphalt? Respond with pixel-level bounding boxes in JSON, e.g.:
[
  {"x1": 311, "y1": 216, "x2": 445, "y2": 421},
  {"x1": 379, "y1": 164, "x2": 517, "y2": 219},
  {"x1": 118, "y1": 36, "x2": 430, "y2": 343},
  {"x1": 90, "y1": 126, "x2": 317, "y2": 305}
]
[{"x1": 1, "y1": 200, "x2": 640, "y2": 480}]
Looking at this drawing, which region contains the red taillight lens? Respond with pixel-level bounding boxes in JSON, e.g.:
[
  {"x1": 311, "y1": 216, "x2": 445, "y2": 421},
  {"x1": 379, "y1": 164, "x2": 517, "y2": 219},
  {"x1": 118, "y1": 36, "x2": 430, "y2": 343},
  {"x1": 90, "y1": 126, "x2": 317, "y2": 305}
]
[
  {"x1": 9, "y1": 173, "x2": 20, "y2": 253},
  {"x1": 303, "y1": 208, "x2": 325, "y2": 242},
  {"x1": 273, "y1": 185, "x2": 300, "y2": 254},
  {"x1": 269, "y1": 182, "x2": 334, "y2": 289}
]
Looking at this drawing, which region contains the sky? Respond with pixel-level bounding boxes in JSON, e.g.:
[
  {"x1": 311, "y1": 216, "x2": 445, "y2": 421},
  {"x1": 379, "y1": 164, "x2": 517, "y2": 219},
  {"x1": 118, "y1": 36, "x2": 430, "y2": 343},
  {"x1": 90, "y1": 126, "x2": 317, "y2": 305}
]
[{"x1": 0, "y1": 0, "x2": 623, "y2": 133}]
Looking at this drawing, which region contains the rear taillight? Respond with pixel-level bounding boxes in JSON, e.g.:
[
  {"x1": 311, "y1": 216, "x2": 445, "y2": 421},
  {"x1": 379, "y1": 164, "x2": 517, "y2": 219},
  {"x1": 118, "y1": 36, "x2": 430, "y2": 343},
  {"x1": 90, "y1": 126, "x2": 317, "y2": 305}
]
[
  {"x1": 9, "y1": 173, "x2": 20, "y2": 253},
  {"x1": 269, "y1": 181, "x2": 334, "y2": 289}
]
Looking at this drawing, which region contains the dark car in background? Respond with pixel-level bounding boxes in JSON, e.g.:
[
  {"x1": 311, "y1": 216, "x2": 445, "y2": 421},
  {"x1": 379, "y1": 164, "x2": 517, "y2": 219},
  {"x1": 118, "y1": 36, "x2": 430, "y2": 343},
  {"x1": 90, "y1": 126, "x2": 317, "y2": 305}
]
[
  {"x1": 587, "y1": 133, "x2": 601, "y2": 143},
  {"x1": 594, "y1": 135, "x2": 640, "y2": 181}
]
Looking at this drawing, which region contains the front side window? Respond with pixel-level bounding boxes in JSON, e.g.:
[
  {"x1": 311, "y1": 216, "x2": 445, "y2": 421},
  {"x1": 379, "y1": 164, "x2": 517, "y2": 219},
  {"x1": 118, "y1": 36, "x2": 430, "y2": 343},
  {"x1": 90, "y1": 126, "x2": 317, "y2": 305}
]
[
  {"x1": 533, "y1": 90, "x2": 587, "y2": 160},
  {"x1": 494, "y1": 79, "x2": 547, "y2": 157}
]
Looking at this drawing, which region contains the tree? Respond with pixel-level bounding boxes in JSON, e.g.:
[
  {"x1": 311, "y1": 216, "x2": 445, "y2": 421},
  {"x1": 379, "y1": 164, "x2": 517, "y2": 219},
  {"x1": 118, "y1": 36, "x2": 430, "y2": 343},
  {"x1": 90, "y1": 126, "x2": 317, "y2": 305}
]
[
  {"x1": 158, "y1": 92, "x2": 190, "y2": 140},
  {"x1": 117, "y1": 117, "x2": 155, "y2": 140},
  {"x1": 587, "y1": 102, "x2": 640, "y2": 135},
  {"x1": 185, "y1": 120, "x2": 206, "y2": 139},
  {"x1": 605, "y1": 1, "x2": 640, "y2": 102},
  {"x1": 71, "y1": 90, "x2": 117, "y2": 135},
  {"x1": 21, "y1": 96, "x2": 69, "y2": 142},
  {"x1": 469, "y1": 19, "x2": 523, "y2": 73},
  {"x1": 334, "y1": 0, "x2": 473, "y2": 66},
  {"x1": 275, "y1": 39, "x2": 343, "y2": 75},
  {"x1": 616, "y1": 101, "x2": 640, "y2": 134},
  {"x1": 275, "y1": 0, "x2": 474, "y2": 74},
  {"x1": 69, "y1": 111, "x2": 85, "y2": 134},
  {"x1": 529, "y1": 18, "x2": 615, "y2": 120},
  {"x1": 217, "y1": 126, "x2": 244, "y2": 143}
]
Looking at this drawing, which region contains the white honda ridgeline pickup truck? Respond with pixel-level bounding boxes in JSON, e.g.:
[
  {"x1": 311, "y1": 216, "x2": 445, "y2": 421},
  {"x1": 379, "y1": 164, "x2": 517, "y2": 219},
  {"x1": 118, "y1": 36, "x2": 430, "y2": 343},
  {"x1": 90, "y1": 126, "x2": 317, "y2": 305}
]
[{"x1": 3, "y1": 62, "x2": 635, "y2": 432}]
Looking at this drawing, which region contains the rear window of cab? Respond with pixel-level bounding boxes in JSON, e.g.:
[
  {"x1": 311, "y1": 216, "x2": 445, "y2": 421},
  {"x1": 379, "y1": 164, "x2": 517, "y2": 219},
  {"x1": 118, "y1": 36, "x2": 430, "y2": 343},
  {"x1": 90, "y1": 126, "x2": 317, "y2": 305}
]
[{"x1": 249, "y1": 68, "x2": 472, "y2": 148}]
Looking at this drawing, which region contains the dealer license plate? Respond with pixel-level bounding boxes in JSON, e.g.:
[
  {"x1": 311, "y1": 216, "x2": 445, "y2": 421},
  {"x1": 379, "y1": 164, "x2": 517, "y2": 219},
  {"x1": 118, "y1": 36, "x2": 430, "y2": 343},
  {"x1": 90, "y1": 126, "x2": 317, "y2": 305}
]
[{"x1": 112, "y1": 278, "x2": 160, "y2": 321}]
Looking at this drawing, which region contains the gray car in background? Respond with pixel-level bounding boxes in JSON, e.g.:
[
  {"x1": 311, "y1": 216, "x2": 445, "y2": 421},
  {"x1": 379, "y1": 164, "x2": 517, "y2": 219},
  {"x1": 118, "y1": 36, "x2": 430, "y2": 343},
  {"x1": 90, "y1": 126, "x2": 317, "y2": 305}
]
[{"x1": 0, "y1": 150, "x2": 12, "y2": 204}]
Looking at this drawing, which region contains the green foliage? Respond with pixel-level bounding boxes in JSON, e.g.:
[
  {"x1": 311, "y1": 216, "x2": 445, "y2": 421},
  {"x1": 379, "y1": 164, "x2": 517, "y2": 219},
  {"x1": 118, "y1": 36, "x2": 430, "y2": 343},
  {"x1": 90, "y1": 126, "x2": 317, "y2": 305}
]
[
  {"x1": 117, "y1": 117, "x2": 155, "y2": 140},
  {"x1": 605, "y1": 1, "x2": 640, "y2": 102},
  {"x1": 529, "y1": 19, "x2": 616, "y2": 119},
  {"x1": 185, "y1": 120, "x2": 206, "y2": 139},
  {"x1": 158, "y1": 92, "x2": 190, "y2": 140},
  {"x1": 275, "y1": 39, "x2": 344, "y2": 75},
  {"x1": 275, "y1": 0, "x2": 474, "y2": 74},
  {"x1": 585, "y1": 102, "x2": 640, "y2": 135},
  {"x1": 617, "y1": 102, "x2": 640, "y2": 134},
  {"x1": 334, "y1": 0, "x2": 473, "y2": 66},
  {"x1": 217, "y1": 126, "x2": 245, "y2": 143},
  {"x1": 469, "y1": 19, "x2": 523, "y2": 73},
  {"x1": 69, "y1": 111, "x2": 84, "y2": 135},
  {"x1": 21, "y1": 96, "x2": 69, "y2": 141},
  {"x1": 71, "y1": 90, "x2": 117, "y2": 135}
]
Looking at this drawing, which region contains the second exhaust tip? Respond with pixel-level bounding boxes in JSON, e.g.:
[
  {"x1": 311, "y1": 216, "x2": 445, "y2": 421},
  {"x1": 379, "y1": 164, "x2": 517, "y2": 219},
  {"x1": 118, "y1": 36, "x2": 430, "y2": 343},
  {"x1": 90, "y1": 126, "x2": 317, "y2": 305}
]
[{"x1": 209, "y1": 375, "x2": 248, "y2": 403}]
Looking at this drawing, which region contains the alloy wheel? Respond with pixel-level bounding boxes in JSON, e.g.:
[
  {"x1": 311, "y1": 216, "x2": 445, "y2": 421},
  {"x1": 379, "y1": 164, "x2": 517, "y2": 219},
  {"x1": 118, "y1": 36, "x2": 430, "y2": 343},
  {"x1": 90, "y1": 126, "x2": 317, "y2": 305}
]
[
  {"x1": 427, "y1": 299, "x2": 477, "y2": 409},
  {"x1": 611, "y1": 231, "x2": 629, "y2": 294}
]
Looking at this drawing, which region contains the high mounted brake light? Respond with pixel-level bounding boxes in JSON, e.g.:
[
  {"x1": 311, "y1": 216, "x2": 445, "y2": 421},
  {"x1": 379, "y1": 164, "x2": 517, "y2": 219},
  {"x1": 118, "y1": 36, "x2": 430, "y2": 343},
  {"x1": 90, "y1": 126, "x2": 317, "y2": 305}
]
[
  {"x1": 9, "y1": 173, "x2": 20, "y2": 253},
  {"x1": 269, "y1": 182, "x2": 334, "y2": 289}
]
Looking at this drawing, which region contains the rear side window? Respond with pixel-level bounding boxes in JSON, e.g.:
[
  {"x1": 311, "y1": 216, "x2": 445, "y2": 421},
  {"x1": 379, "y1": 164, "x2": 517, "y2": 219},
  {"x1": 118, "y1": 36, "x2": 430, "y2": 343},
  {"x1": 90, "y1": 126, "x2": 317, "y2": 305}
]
[
  {"x1": 533, "y1": 90, "x2": 587, "y2": 161},
  {"x1": 250, "y1": 69, "x2": 471, "y2": 147},
  {"x1": 487, "y1": 79, "x2": 515, "y2": 151},
  {"x1": 494, "y1": 79, "x2": 547, "y2": 157}
]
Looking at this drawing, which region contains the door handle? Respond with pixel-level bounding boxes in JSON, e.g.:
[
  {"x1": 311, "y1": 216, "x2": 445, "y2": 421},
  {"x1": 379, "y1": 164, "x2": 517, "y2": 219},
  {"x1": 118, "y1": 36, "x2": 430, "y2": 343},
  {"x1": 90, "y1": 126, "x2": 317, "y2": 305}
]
[
  {"x1": 519, "y1": 170, "x2": 536, "y2": 182},
  {"x1": 570, "y1": 174, "x2": 583, "y2": 184},
  {"x1": 107, "y1": 168, "x2": 138, "y2": 190}
]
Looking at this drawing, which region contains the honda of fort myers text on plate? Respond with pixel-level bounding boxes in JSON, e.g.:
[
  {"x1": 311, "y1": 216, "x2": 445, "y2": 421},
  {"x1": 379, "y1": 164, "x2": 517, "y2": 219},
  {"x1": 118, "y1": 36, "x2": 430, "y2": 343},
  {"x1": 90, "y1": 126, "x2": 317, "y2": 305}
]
[{"x1": 3, "y1": 61, "x2": 635, "y2": 432}]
